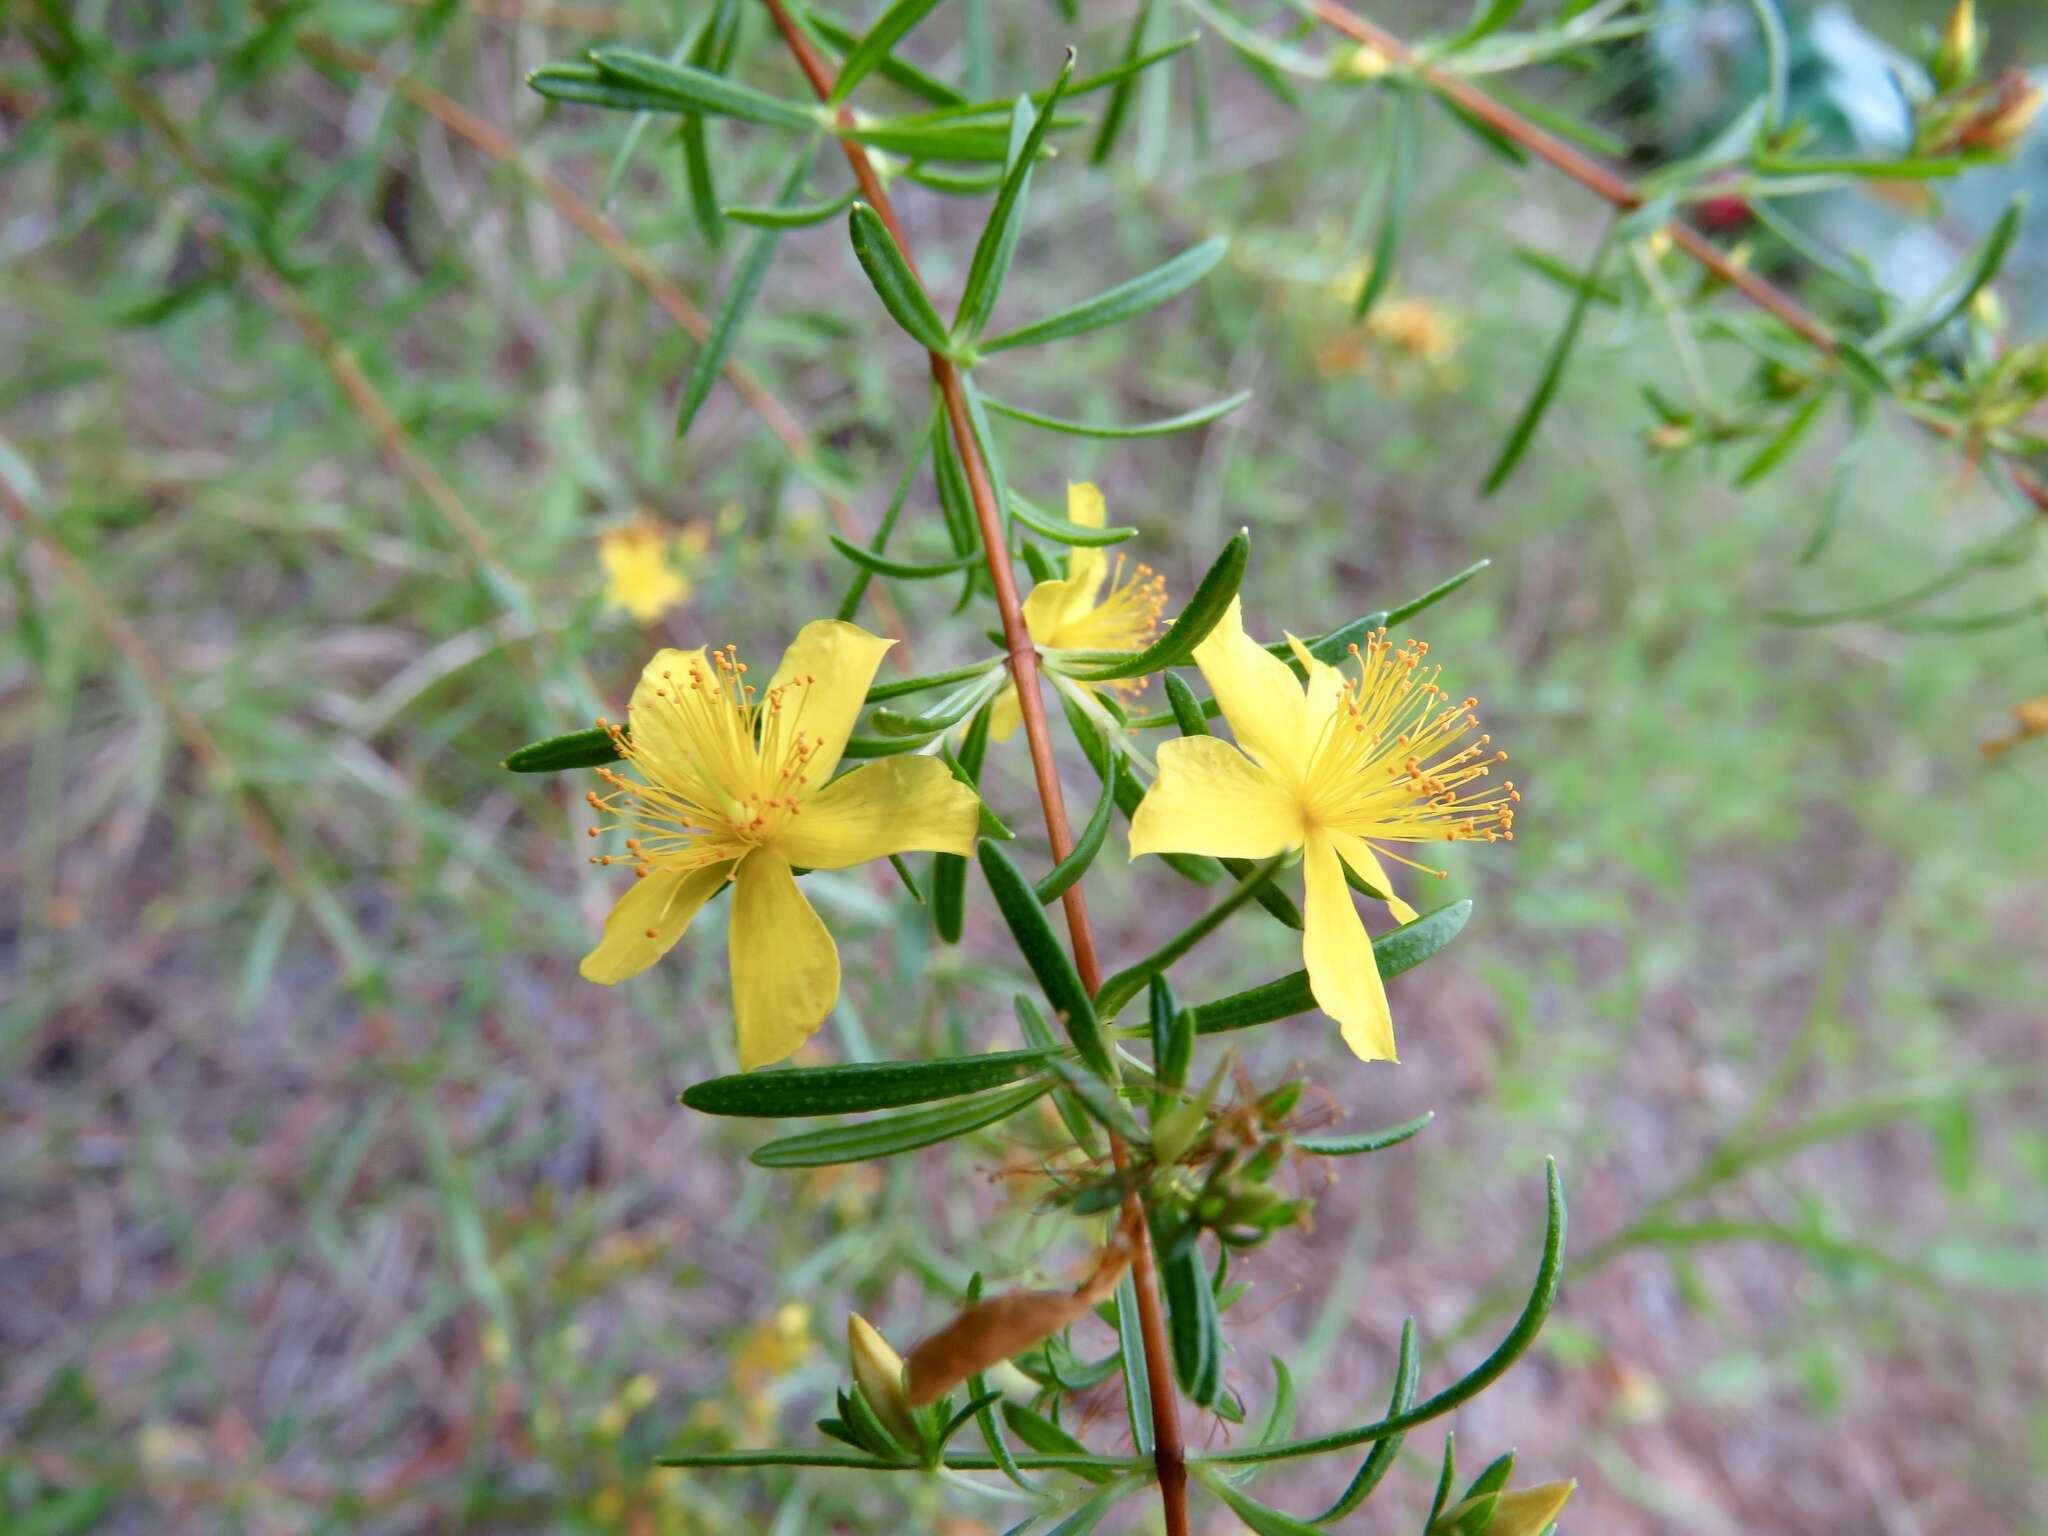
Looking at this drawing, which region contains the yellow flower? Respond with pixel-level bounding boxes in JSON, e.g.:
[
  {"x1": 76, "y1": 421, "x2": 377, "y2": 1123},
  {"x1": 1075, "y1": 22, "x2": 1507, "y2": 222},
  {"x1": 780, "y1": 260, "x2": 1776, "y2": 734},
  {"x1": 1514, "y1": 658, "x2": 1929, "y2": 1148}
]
[
  {"x1": 600, "y1": 523, "x2": 692, "y2": 624},
  {"x1": 580, "y1": 621, "x2": 981, "y2": 1068},
  {"x1": 990, "y1": 483, "x2": 1166, "y2": 741},
  {"x1": 1129, "y1": 599, "x2": 1516, "y2": 1063}
]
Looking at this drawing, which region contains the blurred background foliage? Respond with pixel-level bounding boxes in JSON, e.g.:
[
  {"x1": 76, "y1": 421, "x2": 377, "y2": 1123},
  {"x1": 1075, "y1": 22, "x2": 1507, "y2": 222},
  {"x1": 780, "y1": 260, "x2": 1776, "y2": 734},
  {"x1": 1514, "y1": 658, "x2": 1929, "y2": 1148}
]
[{"x1": 3, "y1": 1, "x2": 2045, "y2": 1532}]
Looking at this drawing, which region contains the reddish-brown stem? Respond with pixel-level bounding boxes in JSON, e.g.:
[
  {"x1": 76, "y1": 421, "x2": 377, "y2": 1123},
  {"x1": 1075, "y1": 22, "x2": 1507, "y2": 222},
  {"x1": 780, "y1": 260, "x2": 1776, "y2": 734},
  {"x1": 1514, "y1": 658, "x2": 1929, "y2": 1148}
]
[
  {"x1": 1312, "y1": 1, "x2": 2048, "y2": 513},
  {"x1": 758, "y1": 0, "x2": 1190, "y2": 1525}
]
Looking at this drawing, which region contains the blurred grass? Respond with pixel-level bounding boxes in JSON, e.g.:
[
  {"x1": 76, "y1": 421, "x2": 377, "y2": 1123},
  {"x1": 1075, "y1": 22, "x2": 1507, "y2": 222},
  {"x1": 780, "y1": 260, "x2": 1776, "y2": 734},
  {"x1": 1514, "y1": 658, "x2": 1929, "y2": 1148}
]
[{"x1": 3, "y1": 2, "x2": 2046, "y2": 1533}]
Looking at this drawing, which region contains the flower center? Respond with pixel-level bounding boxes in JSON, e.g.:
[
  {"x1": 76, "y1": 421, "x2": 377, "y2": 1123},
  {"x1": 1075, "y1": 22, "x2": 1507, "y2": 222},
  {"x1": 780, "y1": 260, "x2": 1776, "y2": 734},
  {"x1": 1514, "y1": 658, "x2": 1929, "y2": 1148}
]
[
  {"x1": 1056, "y1": 555, "x2": 1168, "y2": 695},
  {"x1": 583, "y1": 644, "x2": 822, "y2": 880},
  {"x1": 1301, "y1": 631, "x2": 1518, "y2": 875}
]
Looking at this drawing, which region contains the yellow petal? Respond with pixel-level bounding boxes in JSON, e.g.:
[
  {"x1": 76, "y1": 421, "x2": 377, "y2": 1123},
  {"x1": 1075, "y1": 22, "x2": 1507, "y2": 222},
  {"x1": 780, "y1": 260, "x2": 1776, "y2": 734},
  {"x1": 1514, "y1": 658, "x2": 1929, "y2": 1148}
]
[
  {"x1": 1021, "y1": 575, "x2": 1090, "y2": 649},
  {"x1": 1063, "y1": 482, "x2": 1108, "y2": 600},
  {"x1": 579, "y1": 863, "x2": 733, "y2": 985},
  {"x1": 729, "y1": 851, "x2": 840, "y2": 1070},
  {"x1": 627, "y1": 647, "x2": 713, "y2": 785},
  {"x1": 773, "y1": 756, "x2": 981, "y2": 869},
  {"x1": 1287, "y1": 632, "x2": 1348, "y2": 736},
  {"x1": 1129, "y1": 736, "x2": 1304, "y2": 860},
  {"x1": 986, "y1": 682, "x2": 1025, "y2": 743},
  {"x1": 1192, "y1": 598, "x2": 1309, "y2": 781},
  {"x1": 1303, "y1": 835, "x2": 1397, "y2": 1063},
  {"x1": 767, "y1": 620, "x2": 895, "y2": 784},
  {"x1": 1331, "y1": 832, "x2": 1420, "y2": 925}
]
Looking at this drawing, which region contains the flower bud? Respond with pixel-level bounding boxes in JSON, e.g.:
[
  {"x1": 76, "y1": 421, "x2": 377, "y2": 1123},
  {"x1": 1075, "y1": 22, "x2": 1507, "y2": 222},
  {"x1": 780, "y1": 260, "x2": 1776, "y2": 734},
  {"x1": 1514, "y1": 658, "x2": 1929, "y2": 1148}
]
[
  {"x1": 1933, "y1": 1, "x2": 1980, "y2": 94},
  {"x1": 846, "y1": 1313, "x2": 919, "y2": 1450},
  {"x1": 1432, "y1": 1478, "x2": 1575, "y2": 1536}
]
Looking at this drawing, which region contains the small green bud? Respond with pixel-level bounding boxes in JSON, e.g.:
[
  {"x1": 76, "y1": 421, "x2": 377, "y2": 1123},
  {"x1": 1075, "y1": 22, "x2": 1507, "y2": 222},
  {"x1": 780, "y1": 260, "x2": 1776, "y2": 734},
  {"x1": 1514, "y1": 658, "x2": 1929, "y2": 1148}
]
[{"x1": 1933, "y1": 1, "x2": 1980, "y2": 94}]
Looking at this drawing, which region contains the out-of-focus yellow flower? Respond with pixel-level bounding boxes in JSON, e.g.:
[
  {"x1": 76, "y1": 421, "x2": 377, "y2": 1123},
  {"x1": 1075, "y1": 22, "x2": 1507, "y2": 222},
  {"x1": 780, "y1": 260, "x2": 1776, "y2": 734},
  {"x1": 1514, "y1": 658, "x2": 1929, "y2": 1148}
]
[
  {"x1": 990, "y1": 483, "x2": 1166, "y2": 741},
  {"x1": 579, "y1": 622, "x2": 981, "y2": 1068},
  {"x1": 1981, "y1": 694, "x2": 2048, "y2": 759},
  {"x1": 1130, "y1": 600, "x2": 1516, "y2": 1062},
  {"x1": 1934, "y1": 0, "x2": 1980, "y2": 93},
  {"x1": 732, "y1": 1302, "x2": 814, "y2": 1438},
  {"x1": 600, "y1": 523, "x2": 693, "y2": 624},
  {"x1": 1314, "y1": 296, "x2": 1463, "y2": 393}
]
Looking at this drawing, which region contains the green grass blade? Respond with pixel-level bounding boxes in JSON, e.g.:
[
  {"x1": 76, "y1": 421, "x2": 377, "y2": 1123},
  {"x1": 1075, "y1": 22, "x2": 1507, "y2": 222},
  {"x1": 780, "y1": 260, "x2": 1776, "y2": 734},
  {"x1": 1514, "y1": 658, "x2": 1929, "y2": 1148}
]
[{"x1": 1482, "y1": 219, "x2": 1616, "y2": 495}]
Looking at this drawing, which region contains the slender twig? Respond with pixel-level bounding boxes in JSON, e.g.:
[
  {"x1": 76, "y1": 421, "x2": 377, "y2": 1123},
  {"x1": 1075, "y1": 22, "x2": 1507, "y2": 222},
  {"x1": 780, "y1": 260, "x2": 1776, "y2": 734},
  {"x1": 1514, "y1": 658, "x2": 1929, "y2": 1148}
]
[
  {"x1": 754, "y1": 2, "x2": 1192, "y2": 1527},
  {"x1": 1309, "y1": 0, "x2": 2048, "y2": 513}
]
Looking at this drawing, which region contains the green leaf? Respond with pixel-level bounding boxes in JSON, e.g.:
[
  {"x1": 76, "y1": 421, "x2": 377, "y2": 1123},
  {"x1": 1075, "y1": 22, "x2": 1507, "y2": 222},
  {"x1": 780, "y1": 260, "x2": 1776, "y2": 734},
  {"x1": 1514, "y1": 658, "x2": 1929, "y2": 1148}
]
[
  {"x1": 1742, "y1": 0, "x2": 1789, "y2": 135},
  {"x1": 1482, "y1": 219, "x2": 1616, "y2": 495},
  {"x1": 1090, "y1": 0, "x2": 1158, "y2": 164},
  {"x1": 588, "y1": 49, "x2": 820, "y2": 127},
  {"x1": 1734, "y1": 387, "x2": 1829, "y2": 488},
  {"x1": 1202, "y1": 1160, "x2": 1565, "y2": 1467},
  {"x1": 1036, "y1": 755, "x2": 1116, "y2": 904},
  {"x1": 866, "y1": 660, "x2": 1004, "y2": 704},
  {"x1": 1192, "y1": 901, "x2": 1473, "y2": 1034},
  {"x1": 839, "y1": 120, "x2": 1022, "y2": 162},
  {"x1": 749, "y1": 1078, "x2": 1052, "y2": 1167},
  {"x1": 1162, "y1": 1240, "x2": 1222, "y2": 1405},
  {"x1": 848, "y1": 202, "x2": 955, "y2": 354},
  {"x1": 676, "y1": 148, "x2": 817, "y2": 438},
  {"x1": 869, "y1": 675, "x2": 999, "y2": 736},
  {"x1": 828, "y1": 0, "x2": 950, "y2": 105},
  {"x1": 982, "y1": 389, "x2": 1250, "y2": 439},
  {"x1": 1113, "y1": 1273, "x2": 1156, "y2": 1456},
  {"x1": 504, "y1": 724, "x2": 620, "y2": 773},
  {"x1": 1017, "y1": 994, "x2": 1103, "y2": 1156},
  {"x1": 802, "y1": 7, "x2": 966, "y2": 108},
  {"x1": 1353, "y1": 86, "x2": 1417, "y2": 322},
  {"x1": 979, "y1": 843, "x2": 1113, "y2": 1078},
  {"x1": 933, "y1": 700, "x2": 992, "y2": 944},
  {"x1": 683, "y1": 1049, "x2": 1056, "y2": 1117},
  {"x1": 1046, "y1": 1060, "x2": 1145, "y2": 1143},
  {"x1": 725, "y1": 188, "x2": 858, "y2": 227},
  {"x1": 1096, "y1": 855, "x2": 1284, "y2": 1020},
  {"x1": 1062, "y1": 528, "x2": 1248, "y2": 682},
  {"x1": 1868, "y1": 195, "x2": 2025, "y2": 356},
  {"x1": 527, "y1": 63, "x2": 695, "y2": 114},
  {"x1": 980, "y1": 237, "x2": 1227, "y2": 353},
  {"x1": 828, "y1": 532, "x2": 982, "y2": 579},
  {"x1": 1441, "y1": 0, "x2": 1525, "y2": 54},
  {"x1": 680, "y1": 116, "x2": 724, "y2": 245},
  {"x1": 1204, "y1": 1478, "x2": 1323, "y2": 1536},
  {"x1": 1297, "y1": 1111, "x2": 1434, "y2": 1157},
  {"x1": 1010, "y1": 489, "x2": 1138, "y2": 546},
  {"x1": 954, "y1": 54, "x2": 1076, "y2": 341},
  {"x1": 1149, "y1": 976, "x2": 1191, "y2": 1094},
  {"x1": 1000, "y1": 1402, "x2": 1117, "y2": 1482},
  {"x1": 1313, "y1": 1317, "x2": 1419, "y2": 1521},
  {"x1": 1427, "y1": 1436, "x2": 1460, "y2": 1525},
  {"x1": 838, "y1": 407, "x2": 936, "y2": 621}
]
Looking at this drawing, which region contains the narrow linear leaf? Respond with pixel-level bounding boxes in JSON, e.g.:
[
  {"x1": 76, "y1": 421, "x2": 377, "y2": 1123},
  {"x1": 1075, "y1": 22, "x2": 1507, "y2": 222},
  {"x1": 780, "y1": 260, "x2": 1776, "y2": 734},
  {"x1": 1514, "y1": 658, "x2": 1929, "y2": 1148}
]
[
  {"x1": 1735, "y1": 387, "x2": 1829, "y2": 488},
  {"x1": 1063, "y1": 528, "x2": 1249, "y2": 682},
  {"x1": 1193, "y1": 901, "x2": 1472, "y2": 1034},
  {"x1": 828, "y1": 0, "x2": 950, "y2": 105},
  {"x1": 1010, "y1": 489, "x2": 1138, "y2": 546},
  {"x1": 1442, "y1": 0, "x2": 1526, "y2": 56},
  {"x1": 1096, "y1": 855, "x2": 1284, "y2": 1019},
  {"x1": 1113, "y1": 1273, "x2": 1156, "y2": 1456},
  {"x1": 1297, "y1": 1110, "x2": 1434, "y2": 1157},
  {"x1": 678, "y1": 148, "x2": 817, "y2": 438},
  {"x1": 955, "y1": 54, "x2": 1076, "y2": 341},
  {"x1": 1017, "y1": 994, "x2": 1103, "y2": 1156},
  {"x1": 803, "y1": 8, "x2": 966, "y2": 107},
  {"x1": 683, "y1": 1049, "x2": 1056, "y2": 1117},
  {"x1": 1313, "y1": 1316, "x2": 1419, "y2": 1521},
  {"x1": 1090, "y1": 0, "x2": 1157, "y2": 164},
  {"x1": 839, "y1": 120, "x2": 1022, "y2": 162},
  {"x1": 1162, "y1": 1240, "x2": 1222, "y2": 1405},
  {"x1": 680, "y1": 116, "x2": 724, "y2": 245},
  {"x1": 848, "y1": 201, "x2": 954, "y2": 354},
  {"x1": 983, "y1": 389, "x2": 1250, "y2": 439},
  {"x1": 1482, "y1": 220, "x2": 1616, "y2": 495},
  {"x1": 725, "y1": 188, "x2": 858, "y2": 227},
  {"x1": 749, "y1": 1078, "x2": 1051, "y2": 1167},
  {"x1": 590, "y1": 49, "x2": 820, "y2": 128},
  {"x1": 980, "y1": 843, "x2": 1113, "y2": 1078},
  {"x1": 828, "y1": 532, "x2": 983, "y2": 578},
  {"x1": 980, "y1": 238, "x2": 1228, "y2": 354},
  {"x1": 1201, "y1": 1160, "x2": 1565, "y2": 1467},
  {"x1": 1354, "y1": 86, "x2": 1416, "y2": 322},
  {"x1": 1000, "y1": 1402, "x2": 1118, "y2": 1483},
  {"x1": 505, "y1": 724, "x2": 620, "y2": 773},
  {"x1": 1204, "y1": 1478, "x2": 1323, "y2": 1536},
  {"x1": 1037, "y1": 756, "x2": 1117, "y2": 903}
]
